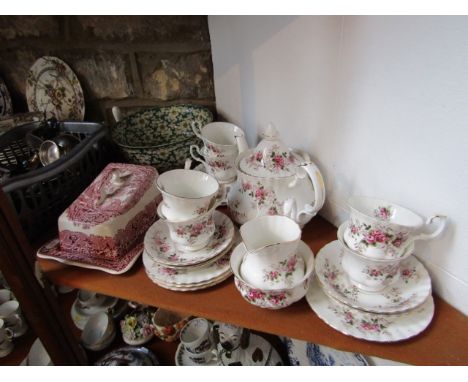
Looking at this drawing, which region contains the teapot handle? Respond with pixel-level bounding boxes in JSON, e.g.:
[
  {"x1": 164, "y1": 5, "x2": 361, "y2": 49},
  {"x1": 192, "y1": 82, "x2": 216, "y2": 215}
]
[
  {"x1": 291, "y1": 150, "x2": 326, "y2": 219},
  {"x1": 233, "y1": 127, "x2": 249, "y2": 154}
]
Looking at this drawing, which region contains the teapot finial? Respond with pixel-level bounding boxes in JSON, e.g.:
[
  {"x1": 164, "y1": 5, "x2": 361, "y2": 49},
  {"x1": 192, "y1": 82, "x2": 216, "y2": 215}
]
[{"x1": 263, "y1": 122, "x2": 279, "y2": 139}]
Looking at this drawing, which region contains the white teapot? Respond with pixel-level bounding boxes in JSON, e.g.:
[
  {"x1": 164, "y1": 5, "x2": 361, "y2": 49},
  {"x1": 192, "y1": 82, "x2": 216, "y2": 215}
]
[{"x1": 227, "y1": 124, "x2": 326, "y2": 227}]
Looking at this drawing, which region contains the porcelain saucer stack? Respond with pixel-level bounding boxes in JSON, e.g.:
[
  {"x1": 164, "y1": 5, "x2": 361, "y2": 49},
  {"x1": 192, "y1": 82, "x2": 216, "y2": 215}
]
[
  {"x1": 307, "y1": 196, "x2": 447, "y2": 342},
  {"x1": 143, "y1": 211, "x2": 237, "y2": 291}
]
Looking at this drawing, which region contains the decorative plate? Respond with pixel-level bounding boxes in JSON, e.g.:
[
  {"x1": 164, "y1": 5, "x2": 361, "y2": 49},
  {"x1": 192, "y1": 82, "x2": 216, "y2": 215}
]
[
  {"x1": 26, "y1": 56, "x2": 85, "y2": 121},
  {"x1": 315, "y1": 241, "x2": 431, "y2": 314},
  {"x1": 175, "y1": 344, "x2": 219, "y2": 366},
  {"x1": 305, "y1": 277, "x2": 434, "y2": 343},
  {"x1": 144, "y1": 211, "x2": 235, "y2": 267},
  {"x1": 0, "y1": 77, "x2": 13, "y2": 117},
  {"x1": 142, "y1": 243, "x2": 233, "y2": 286},
  {"x1": 95, "y1": 346, "x2": 160, "y2": 366},
  {"x1": 283, "y1": 337, "x2": 369, "y2": 366},
  {"x1": 37, "y1": 237, "x2": 143, "y2": 275}
]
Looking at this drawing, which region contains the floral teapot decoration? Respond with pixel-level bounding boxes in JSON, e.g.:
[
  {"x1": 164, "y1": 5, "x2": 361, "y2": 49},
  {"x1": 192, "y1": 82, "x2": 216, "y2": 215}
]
[{"x1": 227, "y1": 123, "x2": 326, "y2": 227}]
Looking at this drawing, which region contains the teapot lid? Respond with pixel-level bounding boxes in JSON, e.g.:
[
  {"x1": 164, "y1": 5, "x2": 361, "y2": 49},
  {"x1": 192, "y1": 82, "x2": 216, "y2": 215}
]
[{"x1": 239, "y1": 123, "x2": 298, "y2": 177}]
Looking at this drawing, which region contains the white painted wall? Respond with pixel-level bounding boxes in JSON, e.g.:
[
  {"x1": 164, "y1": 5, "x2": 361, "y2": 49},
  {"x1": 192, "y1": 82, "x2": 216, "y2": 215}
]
[{"x1": 208, "y1": 15, "x2": 468, "y2": 315}]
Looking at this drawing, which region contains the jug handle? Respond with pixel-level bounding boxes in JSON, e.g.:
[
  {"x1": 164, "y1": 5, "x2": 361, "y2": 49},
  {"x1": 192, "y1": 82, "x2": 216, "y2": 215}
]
[
  {"x1": 112, "y1": 106, "x2": 123, "y2": 123},
  {"x1": 291, "y1": 150, "x2": 326, "y2": 220},
  {"x1": 191, "y1": 121, "x2": 204, "y2": 140}
]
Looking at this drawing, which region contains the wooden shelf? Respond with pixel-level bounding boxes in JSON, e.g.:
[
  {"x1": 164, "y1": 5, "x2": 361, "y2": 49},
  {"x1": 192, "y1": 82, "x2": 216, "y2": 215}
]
[{"x1": 37, "y1": 216, "x2": 468, "y2": 366}]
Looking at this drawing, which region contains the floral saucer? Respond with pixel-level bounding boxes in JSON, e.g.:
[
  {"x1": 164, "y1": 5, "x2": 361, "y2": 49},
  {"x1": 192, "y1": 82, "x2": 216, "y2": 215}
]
[
  {"x1": 26, "y1": 56, "x2": 85, "y2": 120},
  {"x1": 0, "y1": 77, "x2": 13, "y2": 117},
  {"x1": 306, "y1": 277, "x2": 434, "y2": 342},
  {"x1": 144, "y1": 211, "x2": 235, "y2": 267},
  {"x1": 142, "y1": 243, "x2": 233, "y2": 286},
  {"x1": 37, "y1": 238, "x2": 143, "y2": 275},
  {"x1": 175, "y1": 343, "x2": 219, "y2": 366},
  {"x1": 315, "y1": 241, "x2": 432, "y2": 314}
]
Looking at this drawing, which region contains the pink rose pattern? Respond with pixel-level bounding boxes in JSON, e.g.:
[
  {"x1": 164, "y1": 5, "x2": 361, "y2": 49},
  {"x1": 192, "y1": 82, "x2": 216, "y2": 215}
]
[
  {"x1": 263, "y1": 254, "x2": 302, "y2": 285},
  {"x1": 362, "y1": 264, "x2": 400, "y2": 281},
  {"x1": 238, "y1": 180, "x2": 282, "y2": 215},
  {"x1": 348, "y1": 218, "x2": 409, "y2": 258},
  {"x1": 245, "y1": 144, "x2": 296, "y2": 173},
  {"x1": 331, "y1": 306, "x2": 391, "y2": 335},
  {"x1": 235, "y1": 278, "x2": 289, "y2": 308},
  {"x1": 374, "y1": 206, "x2": 393, "y2": 221},
  {"x1": 321, "y1": 259, "x2": 360, "y2": 301},
  {"x1": 174, "y1": 216, "x2": 214, "y2": 245}
]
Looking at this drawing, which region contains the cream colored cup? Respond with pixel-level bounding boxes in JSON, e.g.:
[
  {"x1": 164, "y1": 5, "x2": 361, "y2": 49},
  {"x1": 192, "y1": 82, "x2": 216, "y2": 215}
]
[
  {"x1": 190, "y1": 145, "x2": 237, "y2": 183},
  {"x1": 157, "y1": 169, "x2": 220, "y2": 221},
  {"x1": 0, "y1": 300, "x2": 27, "y2": 337},
  {"x1": 0, "y1": 318, "x2": 14, "y2": 358},
  {"x1": 157, "y1": 202, "x2": 217, "y2": 252},
  {"x1": 240, "y1": 215, "x2": 303, "y2": 289}
]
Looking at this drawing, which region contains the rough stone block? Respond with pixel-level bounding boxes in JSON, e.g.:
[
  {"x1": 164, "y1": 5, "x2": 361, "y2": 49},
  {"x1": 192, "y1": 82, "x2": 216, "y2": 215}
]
[
  {"x1": 0, "y1": 16, "x2": 60, "y2": 40},
  {"x1": 70, "y1": 16, "x2": 210, "y2": 43},
  {"x1": 57, "y1": 51, "x2": 134, "y2": 100},
  {"x1": 137, "y1": 52, "x2": 214, "y2": 101}
]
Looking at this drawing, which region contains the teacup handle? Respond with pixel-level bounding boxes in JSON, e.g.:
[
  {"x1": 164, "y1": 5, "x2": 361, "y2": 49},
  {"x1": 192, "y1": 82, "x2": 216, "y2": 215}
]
[
  {"x1": 190, "y1": 145, "x2": 209, "y2": 170},
  {"x1": 408, "y1": 215, "x2": 447, "y2": 245},
  {"x1": 5, "y1": 327, "x2": 14, "y2": 340},
  {"x1": 191, "y1": 121, "x2": 204, "y2": 140}
]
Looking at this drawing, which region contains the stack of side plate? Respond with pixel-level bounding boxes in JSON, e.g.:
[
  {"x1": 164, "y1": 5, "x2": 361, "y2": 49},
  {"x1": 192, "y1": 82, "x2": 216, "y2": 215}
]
[
  {"x1": 307, "y1": 241, "x2": 435, "y2": 342},
  {"x1": 143, "y1": 210, "x2": 237, "y2": 291}
]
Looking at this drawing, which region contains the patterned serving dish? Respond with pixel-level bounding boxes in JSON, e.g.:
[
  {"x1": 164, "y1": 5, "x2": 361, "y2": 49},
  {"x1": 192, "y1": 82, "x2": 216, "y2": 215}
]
[{"x1": 111, "y1": 104, "x2": 213, "y2": 173}]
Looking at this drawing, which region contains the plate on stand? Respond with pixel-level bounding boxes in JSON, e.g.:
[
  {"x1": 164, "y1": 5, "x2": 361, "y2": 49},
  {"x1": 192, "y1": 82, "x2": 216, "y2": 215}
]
[
  {"x1": 26, "y1": 56, "x2": 85, "y2": 120},
  {"x1": 0, "y1": 77, "x2": 13, "y2": 117}
]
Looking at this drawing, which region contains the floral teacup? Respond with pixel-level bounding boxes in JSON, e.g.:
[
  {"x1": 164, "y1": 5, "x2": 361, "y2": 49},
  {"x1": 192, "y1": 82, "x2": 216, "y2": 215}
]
[
  {"x1": 344, "y1": 196, "x2": 447, "y2": 260},
  {"x1": 156, "y1": 169, "x2": 220, "y2": 221},
  {"x1": 190, "y1": 145, "x2": 237, "y2": 183},
  {"x1": 157, "y1": 202, "x2": 217, "y2": 252}
]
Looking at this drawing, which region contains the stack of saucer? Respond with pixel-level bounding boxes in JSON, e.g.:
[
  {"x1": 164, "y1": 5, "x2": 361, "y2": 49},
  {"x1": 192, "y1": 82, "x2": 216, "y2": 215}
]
[
  {"x1": 143, "y1": 211, "x2": 237, "y2": 291},
  {"x1": 307, "y1": 196, "x2": 447, "y2": 342},
  {"x1": 143, "y1": 169, "x2": 237, "y2": 291}
]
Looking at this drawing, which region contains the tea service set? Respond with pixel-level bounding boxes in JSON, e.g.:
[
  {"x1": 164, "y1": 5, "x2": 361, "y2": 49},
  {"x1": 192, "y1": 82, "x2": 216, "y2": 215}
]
[
  {"x1": 308, "y1": 196, "x2": 446, "y2": 342},
  {"x1": 0, "y1": 287, "x2": 28, "y2": 358}
]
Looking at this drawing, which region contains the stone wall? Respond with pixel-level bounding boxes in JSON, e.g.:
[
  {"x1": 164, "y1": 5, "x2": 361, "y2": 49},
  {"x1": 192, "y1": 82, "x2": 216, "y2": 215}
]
[{"x1": 0, "y1": 16, "x2": 216, "y2": 123}]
